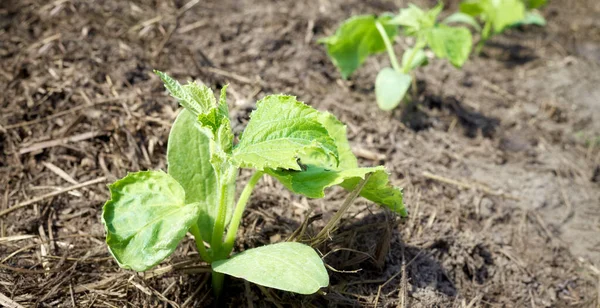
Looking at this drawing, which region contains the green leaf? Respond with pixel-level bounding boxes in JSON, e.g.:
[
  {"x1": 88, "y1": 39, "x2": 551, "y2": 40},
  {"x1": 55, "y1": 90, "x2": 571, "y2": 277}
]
[
  {"x1": 526, "y1": 0, "x2": 547, "y2": 9},
  {"x1": 212, "y1": 242, "x2": 329, "y2": 294},
  {"x1": 102, "y1": 171, "x2": 201, "y2": 272},
  {"x1": 390, "y1": 3, "x2": 442, "y2": 35},
  {"x1": 319, "y1": 15, "x2": 397, "y2": 79},
  {"x1": 512, "y1": 11, "x2": 546, "y2": 27},
  {"x1": 375, "y1": 68, "x2": 411, "y2": 111},
  {"x1": 154, "y1": 70, "x2": 214, "y2": 116},
  {"x1": 168, "y1": 110, "x2": 226, "y2": 240},
  {"x1": 459, "y1": 1, "x2": 484, "y2": 16},
  {"x1": 341, "y1": 169, "x2": 406, "y2": 216},
  {"x1": 489, "y1": 0, "x2": 526, "y2": 33},
  {"x1": 317, "y1": 112, "x2": 357, "y2": 169},
  {"x1": 442, "y1": 12, "x2": 482, "y2": 31},
  {"x1": 401, "y1": 48, "x2": 428, "y2": 71},
  {"x1": 233, "y1": 95, "x2": 338, "y2": 171},
  {"x1": 268, "y1": 165, "x2": 383, "y2": 198},
  {"x1": 426, "y1": 26, "x2": 473, "y2": 68}
]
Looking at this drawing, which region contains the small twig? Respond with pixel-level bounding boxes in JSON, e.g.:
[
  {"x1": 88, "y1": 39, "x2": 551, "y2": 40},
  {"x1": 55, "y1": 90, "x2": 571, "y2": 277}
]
[
  {"x1": 256, "y1": 285, "x2": 284, "y2": 308},
  {"x1": 203, "y1": 66, "x2": 259, "y2": 85},
  {"x1": 422, "y1": 171, "x2": 519, "y2": 200},
  {"x1": 181, "y1": 274, "x2": 209, "y2": 308},
  {"x1": 312, "y1": 175, "x2": 370, "y2": 245},
  {"x1": 0, "y1": 292, "x2": 24, "y2": 308},
  {"x1": 4, "y1": 95, "x2": 134, "y2": 130},
  {"x1": 0, "y1": 177, "x2": 106, "y2": 217},
  {"x1": 42, "y1": 162, "x2": 78, "y2": 184},
  {"x1": 19, "y1": 131, "x2": 106, "y2": 155}
]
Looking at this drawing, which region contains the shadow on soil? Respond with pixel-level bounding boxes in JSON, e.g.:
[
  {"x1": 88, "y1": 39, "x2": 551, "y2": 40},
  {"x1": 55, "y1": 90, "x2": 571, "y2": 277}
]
[
  {"x1": 401, "y1": 94, "x2": 500, "y2": 138},
  {"x1": 322, "y1": 213, "x2": 457, "y2": 301}
]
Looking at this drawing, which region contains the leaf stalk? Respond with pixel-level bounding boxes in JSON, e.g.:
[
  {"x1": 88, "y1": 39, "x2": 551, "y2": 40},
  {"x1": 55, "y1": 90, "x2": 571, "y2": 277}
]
[{"x1": 375, "y1": 21, "x2": 401, "y2": 72}]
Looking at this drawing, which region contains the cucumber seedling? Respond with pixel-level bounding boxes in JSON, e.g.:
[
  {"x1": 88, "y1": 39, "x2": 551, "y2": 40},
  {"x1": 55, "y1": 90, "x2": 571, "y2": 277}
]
[
  {"x1": 102, "y1": 71, "x2": 406, "y2": 297},
  {"x1": 320, "y1": 3, "x2": 473, "y2": 111},
  {"x1": 446, "y1": 0, "x2": 547, "y2": 53}
]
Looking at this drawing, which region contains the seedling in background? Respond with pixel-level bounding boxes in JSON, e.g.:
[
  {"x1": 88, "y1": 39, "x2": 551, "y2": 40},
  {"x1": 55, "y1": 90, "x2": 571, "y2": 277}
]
[
  {"x1": 102, "y1": 71, "x2": 406, "y2": 297},
  {"x1": 320, "y1": 3, "x2": 472, "y2": 111},
  {"x1": 446, "y1": 0, "x2": 547, "y2": 53}
]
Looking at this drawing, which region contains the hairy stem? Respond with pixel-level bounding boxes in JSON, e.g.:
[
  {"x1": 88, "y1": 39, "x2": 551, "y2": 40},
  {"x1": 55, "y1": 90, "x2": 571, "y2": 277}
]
[
  {"x1": 210, "y1": 179, "x2": 230, "y2": 254},
  {"x1": 190, "y1": 224, "x2": 212, "y2": 262},
  {"x1": 220, "y1": 171, "x2": 264, "y2": 258},
  {"x1": 375, "y1": 21, "x2": 401, "y2": 72}
]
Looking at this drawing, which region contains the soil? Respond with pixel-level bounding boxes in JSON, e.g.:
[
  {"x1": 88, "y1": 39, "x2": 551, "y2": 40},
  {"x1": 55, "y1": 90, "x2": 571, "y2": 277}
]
[{"x1": 1, "y1": 0, "x2": 599, "y2": 307}]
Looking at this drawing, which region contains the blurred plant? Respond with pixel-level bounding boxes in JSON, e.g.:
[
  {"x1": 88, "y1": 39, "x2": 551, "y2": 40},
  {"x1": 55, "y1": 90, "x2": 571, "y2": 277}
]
[
  {"x1": 319, "y1": 3, "x2": 472, "y2": 111},
  {"x1": 445, "y1": 0, "x2": 548, "y2": 53},
  {"x1": 102, "y1": 71, "x2": 406, "y2": 297}
]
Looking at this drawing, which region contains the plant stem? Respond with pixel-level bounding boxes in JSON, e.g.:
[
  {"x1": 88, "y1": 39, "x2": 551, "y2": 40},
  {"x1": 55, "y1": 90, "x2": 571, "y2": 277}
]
[
  {"x1": 375, "y1": 21, "x2": 401, "y2": 72},
  {"x1": 212, "y1": 271, "x2": 225, "y2": 297},
  {"x1": 220, "y1": 171, "x2": 264, "y2": 257},
  {"x1": 476, "y1": 21, "x2": 492, "y2": 54},
  {"x1": 210, "y1": 179, "x2": 229, "y2": 254},
  {"x1": 190, "y1": 224, "x2": 212, "y2": 262}
]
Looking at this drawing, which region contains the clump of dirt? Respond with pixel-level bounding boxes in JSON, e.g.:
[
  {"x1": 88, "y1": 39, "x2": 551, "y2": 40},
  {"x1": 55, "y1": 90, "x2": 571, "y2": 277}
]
[{"x1": 1, "y1": 0, "x2": 599, "y2": 307}]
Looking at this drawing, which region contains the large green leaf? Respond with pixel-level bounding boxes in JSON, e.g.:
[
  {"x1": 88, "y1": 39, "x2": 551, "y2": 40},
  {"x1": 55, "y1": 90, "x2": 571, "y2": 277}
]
[
  {"x1": 102, "y1": 171, "x2": 200, "y2": 271},
  {"x1": 233, "y1": 95, "x2": 338, "y2": 171},
  {"x1": 267, "y1": 110, "x2": 406, "y2": 215},
  {"x1": 154, "y1": 70, "x2": 214, "y2": 116},
  {"x1": 212, "y1": 242, "x2": 329, "y2": 294},
  {"x1": 426, "y1": 26, "x2": 473, "y2": 68},
  {"x1": 375, "y1": 68, "x2": 411, "y2": 111},
  {"x1": 168, "y1": 110, "x2": 228, "y2": 241},
  {"x1": 341, "y1": 169, "x2": 406, "y2": 216},
  {"x1": 319, "y1": 15, "x2": 397, "y2": 79}
]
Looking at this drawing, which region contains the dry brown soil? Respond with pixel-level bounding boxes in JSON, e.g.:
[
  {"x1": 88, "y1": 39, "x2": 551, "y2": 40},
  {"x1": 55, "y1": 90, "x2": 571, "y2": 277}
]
[{"x1": 1, "y1": 0, "x2": 600, "y2": 307}]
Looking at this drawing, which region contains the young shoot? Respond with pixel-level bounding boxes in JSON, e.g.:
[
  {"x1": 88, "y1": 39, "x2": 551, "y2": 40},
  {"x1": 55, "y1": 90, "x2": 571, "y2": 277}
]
[
  {"x1": 319, "y1": 3, "x2": 473, "y2": 111},
  {"x1": 445, "y1": 0, "x2": 547, "y2": 53},
  {"x1": 102, "y1": 71, "x2": 406, "y2": 297}
]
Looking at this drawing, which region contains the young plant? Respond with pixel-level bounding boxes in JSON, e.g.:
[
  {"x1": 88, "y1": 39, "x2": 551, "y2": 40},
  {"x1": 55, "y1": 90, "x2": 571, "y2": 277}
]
[
  {"x1": 446, "y1": 0, "x2": 547, "y2": 53},
  {"x1": 319, "y1": 3, "x2": 472, "y2": 111},
  {"x1": 102, "y1": 71, "x2": 406, "y2": 297}
]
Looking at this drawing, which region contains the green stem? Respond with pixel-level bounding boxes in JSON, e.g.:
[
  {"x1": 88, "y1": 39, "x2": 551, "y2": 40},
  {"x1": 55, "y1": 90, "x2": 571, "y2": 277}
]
[
  {"x1": 402, "y1": 39, "x2": 425, "y2": 74},
  {"x1": 477, "y1": 21, "x2": 492, "y2": 55},
  {"x1": 190, "y1": 224, "x2": 212, "y2": 262},
  {"x1": 212, "y1": 271, "x2": 225, "y2": 297},
  {"x1": 210, "y1": 180, "x2": 229, "y2": 254},
  {"x1": 220, "y1": 171, "x2": 264, "y2": 257},
  {"x1": 375, "y1": 21, "x2": 401, "y2": 72}
]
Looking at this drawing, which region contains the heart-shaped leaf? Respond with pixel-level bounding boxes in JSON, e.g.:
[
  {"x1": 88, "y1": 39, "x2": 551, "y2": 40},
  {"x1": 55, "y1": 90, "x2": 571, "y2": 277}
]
[
  {"x1": 102, "y1": 171, "x2": 200, "y2": 271},
  {"x1": 375, "y1": 68, "x2": 411, "y2": 111},
  {"x1": 212, "y1": 242, "x2": 329, "y2": 294}
]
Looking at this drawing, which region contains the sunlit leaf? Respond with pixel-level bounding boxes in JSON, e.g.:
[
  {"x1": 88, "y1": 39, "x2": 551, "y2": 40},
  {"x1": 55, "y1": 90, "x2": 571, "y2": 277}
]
[
  {"x1": 375, "y1": 68, "x2": 411, "y2": 111},
  {"x1": 212, "y1": 242, "x2": 329, "y2": 294},
  {"x1": 426, "y1": 26, "x2": 473, "y2": 68},
  {"x1": 233, "y1": 95, "x2": 338, "y2": 171},
  {"x1": 102, "y1": 171, "x2": 200, "y2": 271},
  {"x1": 319, "y1": 15, "x2": 397, "y2": 79}
]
